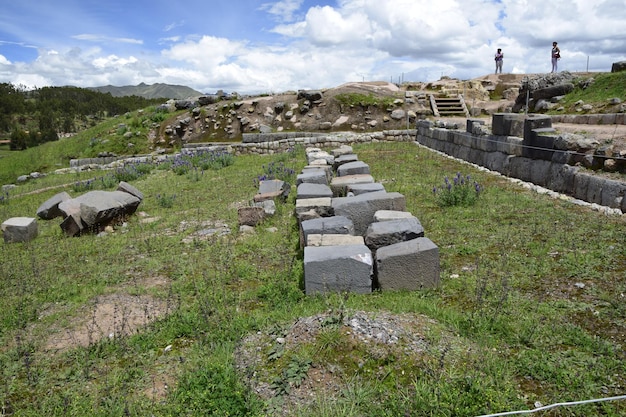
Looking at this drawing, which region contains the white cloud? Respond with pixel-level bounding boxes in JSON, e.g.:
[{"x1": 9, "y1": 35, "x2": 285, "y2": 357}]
[
  {"x1": 260, "y1": 0, "x2": 304, "y2": 22},
  {"x1": 0, "y1": 0, "x2": 624, "y2": 94}
]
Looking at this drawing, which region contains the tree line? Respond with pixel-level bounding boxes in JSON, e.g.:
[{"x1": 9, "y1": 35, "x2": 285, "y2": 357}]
[{"x1": 0, "y1": 83, "x2": 164, "y2": 150}]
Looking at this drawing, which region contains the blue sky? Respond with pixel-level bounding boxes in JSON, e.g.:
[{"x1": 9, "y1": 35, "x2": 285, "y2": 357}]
[{"x1": 1, "y1": 0, "x2": 625, "y2": 94}]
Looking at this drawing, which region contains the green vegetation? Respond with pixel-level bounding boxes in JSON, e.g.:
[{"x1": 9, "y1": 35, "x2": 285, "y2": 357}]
[
  {"x1": 335, "y1": 92, "x2": 397, "y2": 109},
  {"x1": 0, "y1": 83, "x2": 165, "y2": 149},
  {"x1": 432, "y1": 172, "x2": 482, "y2": 207},
  {"x1": 0, "y1": 134, "x2": 625, "y2": 415},
  {"x1": 550, "y1": 71, "x2": 626, "y2": 113}
]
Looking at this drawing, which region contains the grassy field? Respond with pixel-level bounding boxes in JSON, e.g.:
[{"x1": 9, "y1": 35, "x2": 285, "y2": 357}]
[{"x1": 1, "y1": 137, "x2": 625, "y2": 416}]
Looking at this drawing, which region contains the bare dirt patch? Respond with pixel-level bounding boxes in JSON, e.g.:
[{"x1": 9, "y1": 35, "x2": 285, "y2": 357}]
[{"x1": 43, "y1": 275, "x2": 172, "y2": 353}]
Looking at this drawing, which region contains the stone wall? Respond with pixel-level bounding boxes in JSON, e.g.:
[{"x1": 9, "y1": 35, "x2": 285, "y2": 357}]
[{"x1": 416, "y1": 115, "x2": 626, "y2": 213}]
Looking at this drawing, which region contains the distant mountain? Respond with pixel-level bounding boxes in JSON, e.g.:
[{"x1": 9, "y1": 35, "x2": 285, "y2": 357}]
[{"x1": 88, "y1": 82, "x2": 205, "y2": 100}]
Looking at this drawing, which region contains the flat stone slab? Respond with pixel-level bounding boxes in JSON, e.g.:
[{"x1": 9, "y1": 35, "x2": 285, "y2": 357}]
[
  {"x1": 307, "y1": 234, "x2": 365, "y2": 247},
  {"x1": 295, "y1": 197, "x2": 333, "y2": 217},
  {"x1": 331, "y1": 145, "x2": 354, "y2": 157},
  {"x1": 306, "y1": 150, "x2": 334, "y2": 165},
  {"x1": 364, "y1": 218, "x2": 424, "y2": 250},
  {"x1": 332, "y1": 191, "x2": 406, "y2": 236},
  {"x1": 297, "y1": 183, "x2": 333, "y2": 199},
  {"x1": 304, "y1": 244, "x2": 373, "y2": 294},
  {"x1": 297, "y1": 170, "x2": 328, "y2": 186},
  {"x1": 330, "y1": 174, "x2": 375, "y2": 196},
  {"x1": 300, "y1": 215, "x2": 355, "y2": 248},
  {"x1": 37, "y1": 191, "x2": 72, "y2": 220},
  {"x1": 333, "y1": 154, "x2": 359, "y2": 170},
  {"x1": 375, "y1": 237, "x2": 440, "y2": 291},
  {"x1": 374, "y1": 210, "x2": 417, "y2": 222},
  {"x1": 337, "y1": 161, "x2": 371, "y2": 177},
  {"x1": 348, "y1": 183, "x2": 386, "y2": 196},
  {"x1": 2, "y1": 217, "x2": 38, "y2": 243}
]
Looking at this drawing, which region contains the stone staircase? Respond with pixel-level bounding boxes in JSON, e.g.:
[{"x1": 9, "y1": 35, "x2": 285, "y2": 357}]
[{"x1": 429, "y1": 94, "x2": 469, "y2": 117}]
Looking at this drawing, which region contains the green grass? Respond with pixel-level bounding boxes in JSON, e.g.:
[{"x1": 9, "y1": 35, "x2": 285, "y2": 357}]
[
  {"x1": 552, "y1": 71, "x2": 626, "y2": 113},
  {"x1": 1, "y1": 137, "x2": 625, "y2": 416},
  {"x1": 334, "y1": 92, "x2": 398, "y2": 109}
]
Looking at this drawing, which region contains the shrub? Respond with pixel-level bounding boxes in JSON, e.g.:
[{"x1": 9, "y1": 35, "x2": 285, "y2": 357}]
[{"x1": 433, "y1": 172, "x2": 482, "y2": 207}]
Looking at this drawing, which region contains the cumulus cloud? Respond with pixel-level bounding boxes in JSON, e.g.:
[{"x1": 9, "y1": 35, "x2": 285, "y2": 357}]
[{"x1": 0, "y1": 0, "x2": 624, "y2": 94}]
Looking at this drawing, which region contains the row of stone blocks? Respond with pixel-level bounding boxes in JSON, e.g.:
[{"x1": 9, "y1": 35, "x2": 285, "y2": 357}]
[{"x1": 296, "y1": 145, "x2": 440, "y2": 295}]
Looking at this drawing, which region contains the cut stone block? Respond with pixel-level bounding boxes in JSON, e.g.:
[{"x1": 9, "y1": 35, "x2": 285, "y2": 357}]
[
  {"x1": 304, "y1": 244, "x2": 373, "y2": 294},
  {"x1": 331, "y1": 145, "x2": 354, "y2": 157},
  {"x1": 2, "y1": 217, "x2": 38, "y2": 243},
  {"x1": 300, "y1": 216, "x2": 354, "y2": 248},
  {"x1": 297, "y1": 170, "x2": 328, "y2": 185},
  {"x1": 297, "y1": 183, "x2": 333, "y2": 199},
  {"x1": 333, "y1": 154, "x2": 359, "y2": 170},
  {"x1": 330, "y1": 174, "x2": 375, "y2": 196},
  {"x1": 375, "y1": 237, "x2": 440, "y2": 291},
  {"x1": 337, "y1": 161, "x2": 371, "y2": 177},
  {"x1": 373, "y1": 210, "x2": 417, "y2": 222},
  {"x1": 332, "y1": 191, "x2": 406, "y2": 236},
  {"x1": 365, "y1": 218, "x2": 424, "y2": 250},
  {"x1": 117, "y1": 181, "x2": 144, "y2": 200},
  {"x1": 37, "y1": 191, "x2": 72, "y2": 220},
  {"x1": 306, "y1": 150, "x2": 334, "y2": 165},
  {"x1": 255, "y1": 179, "x2": 291, "y2": 202},
  {"x1": 348, "y1": 183, "x2": 386, "y2": 196},
  {"x1": 307, "y1": 234, "x2": 364, "y2": 247},
  {"x1": 295, "y1": 197, "x2": 333, "y2": 217}
]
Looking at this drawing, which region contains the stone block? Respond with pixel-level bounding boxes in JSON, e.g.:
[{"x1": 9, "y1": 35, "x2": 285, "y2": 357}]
[
  {"x1": 36, "y1": 191, "x2": 72, "y2": 220},
  {"x1": 330, "y1": 174, "x2": 375, "y2": 196},
  {"x1": 331, "y1": 145, "x2": 354, "y2": 157},
  {"x1": 297, "y1": 183, "x2": 333, "y2": 199},
  {"x1": 373, "y1": 210, "x2": 416, "y2": 222},
  {"x1": 297, "y1": 170, "x2": 328, "y2": 185},
  {"x1": 365, "y1": 218, "x2": 424, "y2": 250},
  {"x1": 2, "y1": 217, "x2": 38, "y2": 243},
  {"x1": 337, "y1": 161, "x2": 371, "y2": 177},
  {"x1": 306, "y1": 234, "x2": 365, "y2": 247},
  {"x1": 304, "y1": 244, "x2": 373, "y2": 294},
  {"x1": 375, "y1": 237, "x2": 440, "y2": 291},
  {"x1": 333, "y1": 154, "x2": 359, "y2": 170},
  {"x1": 300, "y1": 216, "x2": 354, "y2": 248},
  {"x1": 295, "y1": 197, "x2": 333, "y2": 217},
  {"x1": 332, "y1": 191, "x2": 406, "y2": 236},
  {"x1": 117, "y1": 181, "x2": 144, "y2": 200},
  {"x1": 347, "y1": 183, "x2": 386, "y2": 196}
]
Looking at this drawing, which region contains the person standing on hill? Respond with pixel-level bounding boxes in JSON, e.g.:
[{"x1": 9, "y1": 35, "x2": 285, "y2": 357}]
[
  {"x1": 551, "y1": 41, "x2": 561, "y2": 73},
  {"x1": 494, "y1": 48, "x2": 504, "y2": 74}
]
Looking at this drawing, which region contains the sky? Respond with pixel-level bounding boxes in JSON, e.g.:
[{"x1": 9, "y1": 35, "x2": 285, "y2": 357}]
[{"x1": 0, "y1": 0, "x2": 625, "y2": 95}]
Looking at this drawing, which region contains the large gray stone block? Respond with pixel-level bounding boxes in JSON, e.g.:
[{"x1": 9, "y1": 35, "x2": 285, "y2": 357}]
[
  {"x1": 304, "y1": 244, "x2": 373, "y2": 294},
  {"x1": 330, "y1": 174, "x2": 375, "y2": 196},
  {"x1": 2, "y1": 217, "x2": 38, "y2": 243},
  {"x1": 37, "y1": 191, "x2": 72, "y2": 220},
  {"x1": 337, "y1": 161, "x2": 371, "y2": 177},
  {"x1": 297, "y1": 170, "x2": 328, "y2": 186},
  {"x1": 375, "y1": 237, "x2": 440, "y2": 291},
  {"x1": 332, "y1": 191, "x2": 406, "y2": 236},
  {"x1": 365, "y1": 218, "x2": 424, "y2": 250},
  {"x1": 373, "y1": 210, "x2": 416, "y2": 222},
  {"x1": 300, "y1": 216, "x2": 355, "y2": 248},
  {"x1": 333, "y1": 154, "x2": 359, "y2": 170},
  {"x1": 297, "y1": 183, "x2": 333, "y2": 199},
  {"x1": 347, "y1": 183, "x2": 386, "y2": 196}
]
